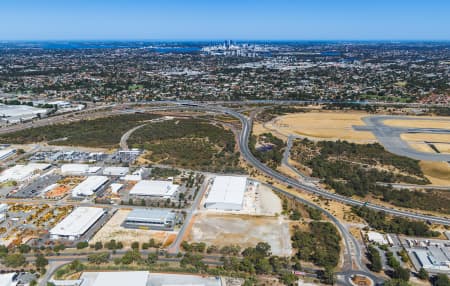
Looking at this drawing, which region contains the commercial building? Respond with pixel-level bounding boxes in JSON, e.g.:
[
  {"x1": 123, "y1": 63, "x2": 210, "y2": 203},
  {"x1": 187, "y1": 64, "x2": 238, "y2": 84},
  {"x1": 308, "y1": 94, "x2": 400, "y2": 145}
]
[
  {"x1": 123, "y1": 209, "x2": 177, "y2": 230},
  {"x1": 0, "y1": 203, "x2": 8, "y2": 214},
  {"x1": 103, "y1": 167, "x2": 129, "y2": 176},
  {"x1": 413, "y1": 247, "x2": 450, "y2": 272},
  {"x1": 61, "y1": 164, "x2": 101, "y2": 176},
  {"x1": 76, "y1": 271, "x2": 148, "y2": 286},
  {"x1": 129, "y1": 180, "x2": 179, "y2": 198},
  {"x1": 72, "y1": 176, "x2": 109, "y2": 197},
  {"x1": 0, "y1": 104, "x2": 48, "y2": 123},
  {"x1": 0, "y1": 273, "x2": 18, "y2": 286},
  {"x1": 0, "y1": 163, "x2": 51, "y2": 183},
  {"x1": 204, "y1": 176, "x2": 248, "y2": 211},
  {"x1": 367, "y1": 231, "x2": 388, "y2": 245},
  {"x1": 50, "y1": 207, "x2": 105, "y2": 240},
  {"x1": 0, "y1": 148, "x2": 16, "y2": 161}
]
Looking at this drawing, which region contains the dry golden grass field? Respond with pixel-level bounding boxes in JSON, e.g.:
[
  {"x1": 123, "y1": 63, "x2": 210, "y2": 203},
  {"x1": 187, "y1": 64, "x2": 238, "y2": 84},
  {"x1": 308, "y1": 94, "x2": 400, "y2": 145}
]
[{"x1": 263, "y1": 111, "x2": 376, "y2": 142}]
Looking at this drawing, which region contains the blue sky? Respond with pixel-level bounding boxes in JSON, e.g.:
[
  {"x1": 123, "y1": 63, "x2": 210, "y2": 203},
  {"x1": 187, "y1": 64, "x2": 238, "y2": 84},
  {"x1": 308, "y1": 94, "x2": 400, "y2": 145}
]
[{"x1": 1, "y1": 0, "x2": 449, "y2": 41}]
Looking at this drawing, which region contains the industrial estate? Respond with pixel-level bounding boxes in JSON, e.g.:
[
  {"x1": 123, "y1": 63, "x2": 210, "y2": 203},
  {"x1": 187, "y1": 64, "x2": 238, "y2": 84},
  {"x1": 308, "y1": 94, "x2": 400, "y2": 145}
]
[{"x1": 0, "y1": 40, "x2": 449, "y2": 286}]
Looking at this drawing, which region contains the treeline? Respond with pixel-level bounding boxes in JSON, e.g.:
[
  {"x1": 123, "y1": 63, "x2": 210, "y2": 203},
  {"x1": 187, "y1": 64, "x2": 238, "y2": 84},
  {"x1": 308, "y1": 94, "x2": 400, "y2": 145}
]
[
  {"x1": 352, "y1": 206, "x2": 439, "y2": 237},
  {"x1": 0, "y1": 113, "x2": 159, "y2": 148},
  {"x1": 250, "y1": 132, "x2": 285, "y2": 169},
  {"x1": 291, "y1": 221, "x2": 341, "y2": 269},
  {"x1": 257, "y1": 106, "x2": 307, "y2": 122}
]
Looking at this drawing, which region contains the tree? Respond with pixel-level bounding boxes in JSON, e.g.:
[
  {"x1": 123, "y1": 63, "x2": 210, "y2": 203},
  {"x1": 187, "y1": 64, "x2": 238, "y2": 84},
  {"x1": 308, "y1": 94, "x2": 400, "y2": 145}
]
[
  {"x1": 94, "y1": 241, "x2": 103, "y2": 250},
  {"x1": 18, "y1": 244, "x2": 31, "y2": 254},
  {"x1": 280, "y1": 272, "x2": 297, "y2": 286},
  {"x1": 321, "y1": 267, "x2": 335, "y2": 285},
  {"x1": 146, "y1": 253, "x2": 158, "y2": 265},
  {"x1": 417, "y1": 268, "x2": 428, "y2": 280},
  {"x1": 76, "y1": 241, "x2": 89, "y2": 249},
  {"x1": 88, "y1": 252, "x2": 110, "y2": 264},
  {"x1": 131, "y1": 241, "x2": 140, "y2": 250},
  {"x1": 35, "y1": 254, "x2": 48, "y2": 269},
  {"x1": 367, "y1": 245, "x2": 382, "y2": 272},
  {"x1": 433, "y1": 274, "x2": 450, "y2": 286},
  {"x1": 392, "y1": 267, "x2": 410, "y2": 282},
  {"x1": 3, "y1": 253, "x2": 26, "y2": 268},
  {"x1": 383, "y1": 279, "x2": 411, "y2": 286}
]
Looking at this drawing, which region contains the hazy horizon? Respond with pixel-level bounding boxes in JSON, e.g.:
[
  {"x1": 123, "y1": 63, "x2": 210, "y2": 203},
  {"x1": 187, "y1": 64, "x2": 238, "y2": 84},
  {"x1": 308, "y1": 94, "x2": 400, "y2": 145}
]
[{"x1": 1, "y1": 0, "x2": 449, "y2": 41}]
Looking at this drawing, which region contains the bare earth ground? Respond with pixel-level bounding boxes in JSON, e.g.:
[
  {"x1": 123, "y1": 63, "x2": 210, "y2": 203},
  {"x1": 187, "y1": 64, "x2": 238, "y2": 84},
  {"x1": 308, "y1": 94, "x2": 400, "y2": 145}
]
[
  {"x1": 91, "y1": 209, "x2": 175, "y2": 247},
  {"x1": 188, "y1": 213, "x2": 292, "y2": 256},
  {"x1": 264, "y1": 111, "x2": 376, "y2": 142}
]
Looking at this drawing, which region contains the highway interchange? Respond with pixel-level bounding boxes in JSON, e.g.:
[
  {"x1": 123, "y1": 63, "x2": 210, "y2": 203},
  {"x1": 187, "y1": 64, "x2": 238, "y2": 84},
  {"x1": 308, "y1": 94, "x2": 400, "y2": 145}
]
[{"x1": 2, "y1": 101, "x2": 450, "y2": 285}]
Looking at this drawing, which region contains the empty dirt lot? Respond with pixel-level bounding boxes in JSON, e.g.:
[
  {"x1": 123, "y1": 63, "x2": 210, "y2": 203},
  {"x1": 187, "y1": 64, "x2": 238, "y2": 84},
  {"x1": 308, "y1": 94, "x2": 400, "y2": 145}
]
[{"x1": 188, "y1": 213, "x2": 292, "y2": 256}]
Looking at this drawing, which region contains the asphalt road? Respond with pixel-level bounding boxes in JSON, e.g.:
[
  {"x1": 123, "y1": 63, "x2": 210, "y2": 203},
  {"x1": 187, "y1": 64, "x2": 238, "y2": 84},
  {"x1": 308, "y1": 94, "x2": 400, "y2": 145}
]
[
  {"x1": 4, "y1": 102, "x2": 450, "y2": 285},
  {"x1": 354, "y1": 115, "x2": 450, "y2": 162}
]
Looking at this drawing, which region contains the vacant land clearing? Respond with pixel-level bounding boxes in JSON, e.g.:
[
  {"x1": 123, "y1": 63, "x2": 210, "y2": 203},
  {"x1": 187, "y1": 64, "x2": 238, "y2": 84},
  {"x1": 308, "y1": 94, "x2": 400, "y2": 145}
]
[
  {"x1": 419, "y1": 161, "x2": 450, "y2": 186},
  {"x1": 91, "y1": 209, "x2": 173, "y2": 247},
  {"x1": 434, "y1": 143, "x2": 450, "y2": 154},
  {"x1": 264, "y1": 111, "x2": 376, "y2": 142},
  {"x1": 384, "y1": 118, "x2": 450, "y2": 129},
  {"x1": 188, "y1": 213, "x2": 292, "y2": 256},
  {"x1": 401, "y1": 133, "x2": 450, "y2": 145}
]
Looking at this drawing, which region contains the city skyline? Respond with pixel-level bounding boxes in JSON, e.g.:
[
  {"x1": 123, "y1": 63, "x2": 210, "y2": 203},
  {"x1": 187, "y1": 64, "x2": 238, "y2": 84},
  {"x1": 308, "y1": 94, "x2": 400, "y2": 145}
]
[{"x1": 1, "y1": 0, "x2": 450, "y2": 41}]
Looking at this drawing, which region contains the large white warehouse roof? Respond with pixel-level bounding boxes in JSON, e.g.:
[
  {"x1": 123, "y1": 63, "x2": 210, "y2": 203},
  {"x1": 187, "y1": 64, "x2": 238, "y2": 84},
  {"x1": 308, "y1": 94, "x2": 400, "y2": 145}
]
[
  {"x1": 129, "y1": 180, "x2": 179, "y2": 198},
  {"x1": 205, "y1": 176, "x2": 248, "y2": 211},
  {"x1": 72, "y1": 176, "x2": 108, "y2": 196},
  {"x1": 81, "y1": 271, "x2": 148, "y2": 286},
  {"x1": 50, "y1": 207, "x2": 105, "y2": 239},
  {"x1": 0, "y1": 149, "x2": 16, "y2": 161},
  {"x1": 0, "y1": 163, "x2": 51, "y2": 183}
]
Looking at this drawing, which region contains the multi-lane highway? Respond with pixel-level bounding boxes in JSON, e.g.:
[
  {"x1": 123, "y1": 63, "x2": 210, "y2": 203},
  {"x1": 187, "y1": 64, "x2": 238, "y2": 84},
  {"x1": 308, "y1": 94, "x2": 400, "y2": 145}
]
[{"x1": 3, "y1": 101, "x2": 450, "y2": 285}]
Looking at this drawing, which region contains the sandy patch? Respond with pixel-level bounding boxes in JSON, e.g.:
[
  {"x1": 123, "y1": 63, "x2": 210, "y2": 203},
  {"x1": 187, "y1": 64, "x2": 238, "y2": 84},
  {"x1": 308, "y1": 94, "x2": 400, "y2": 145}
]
[
  {"x1": 264, "y1": 111, "x2": 376, "y2": 142},
  {"x1": 91, "y1": 209, "x2": 175, "y2": 247},
  {"x1": 188, "y1": 213, "x2": 292, "y2": 256}
]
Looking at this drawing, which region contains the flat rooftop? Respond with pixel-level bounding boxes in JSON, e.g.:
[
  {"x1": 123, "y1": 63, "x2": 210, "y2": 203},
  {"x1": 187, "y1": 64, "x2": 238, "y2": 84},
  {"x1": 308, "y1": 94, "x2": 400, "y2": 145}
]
[
  {"x1": 205, "y1": 175, "x2": 248, "y2": 206},
  {"x1": 80, "y1": 271, "x2": 148, "y2": 286},
  {"x1": 72, "y1": 176, "x2": 108, "y2": 196},
  {"x1": 129, "y1": 180, "x2": 179, "y2": 197},
  {"x1": 50, "y1": 207, "x2": 105, "y2": 237},
  {"x1": 0, "y1": 163, "x2": 51, "y2": 182},
  {"x1": 126, "y1": 209, "x2": 176, "y2": 223}
]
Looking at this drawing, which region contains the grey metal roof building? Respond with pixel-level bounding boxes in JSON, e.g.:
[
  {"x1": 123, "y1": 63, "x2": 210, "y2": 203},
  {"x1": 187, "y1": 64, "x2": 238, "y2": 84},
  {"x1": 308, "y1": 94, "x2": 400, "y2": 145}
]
[{"x1": 123, "y1": 209, "x2": 177, "y2": 231}]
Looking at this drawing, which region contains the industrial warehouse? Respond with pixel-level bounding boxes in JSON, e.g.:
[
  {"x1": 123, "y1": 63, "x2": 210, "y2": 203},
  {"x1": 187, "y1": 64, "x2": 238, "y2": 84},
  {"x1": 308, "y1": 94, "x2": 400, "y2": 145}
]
[
  {"x1": 0, "y1": 163, "x2": 51, "y2": 183},
  {"x1": 0, "y1": 148, "x2": 16, "y2": 161},
  {"x1": 50, "y1": 207, "x2": 105, "y2": 241},
  {"x1": 128, "y1": 180, "x2": 179, "y2": 198},
  {"x1": 71, "y1": 175, "x2": 109, "y2": 197},
  {"x1": 204, "y1": 175, "x2": 248, "y2": 211},
  {"x1": 123, "y1": 209, "x2": 177, "y2": 230}
]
